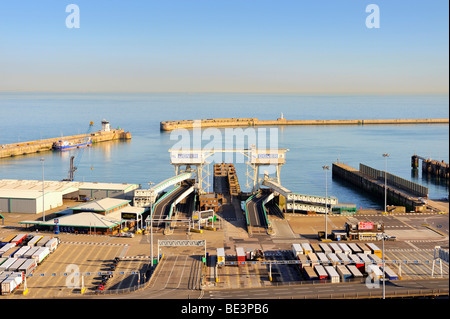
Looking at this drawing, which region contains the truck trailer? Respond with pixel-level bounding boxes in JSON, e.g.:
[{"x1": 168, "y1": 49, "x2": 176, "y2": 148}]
[{"x1": 324, "y1": 265, "x2": 340, "y2": 283}]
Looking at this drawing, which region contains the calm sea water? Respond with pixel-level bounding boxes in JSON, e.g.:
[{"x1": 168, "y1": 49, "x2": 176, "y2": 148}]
[{"x1": 0, "y1": 93, "x2": 448, "y2": 208}]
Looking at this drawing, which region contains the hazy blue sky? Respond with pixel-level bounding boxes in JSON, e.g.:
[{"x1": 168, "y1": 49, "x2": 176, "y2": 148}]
[{"x1": 0, "y1": 0, "x2": 448, "y2": 93}]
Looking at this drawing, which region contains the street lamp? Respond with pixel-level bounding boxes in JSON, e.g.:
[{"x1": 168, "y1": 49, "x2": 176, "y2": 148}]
[
  {"x1": 40, "y1": 158, "x2": 45, "y2": 222},
  {"x1": 322, "y1": 165, "x2": 330, "y2": 240}
]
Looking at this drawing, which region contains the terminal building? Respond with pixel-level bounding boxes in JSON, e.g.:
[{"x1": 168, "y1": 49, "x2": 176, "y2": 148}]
[{"x1": 0, "y1": 179, "x2": 139, "y2": 214}]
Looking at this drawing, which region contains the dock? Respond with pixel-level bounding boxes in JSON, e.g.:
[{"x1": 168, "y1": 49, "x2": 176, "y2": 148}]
[
  {"x1": 412, "y1": 155, "x2": 449, "y2": 180},
  {"x1": 160, "y1": 117, "x2": 449, "y2": 131},
  {"x1": 0, "y1": 128, "x2": 131, "y2": 159},
  {"x1": 332, "y1": 162, "x2": 428, "y2": 212}
]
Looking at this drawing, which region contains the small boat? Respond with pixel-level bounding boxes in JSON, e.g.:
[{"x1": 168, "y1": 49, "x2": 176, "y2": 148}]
[{"x1": 53, "y1": 138, "x2": 92, "y2": 150}]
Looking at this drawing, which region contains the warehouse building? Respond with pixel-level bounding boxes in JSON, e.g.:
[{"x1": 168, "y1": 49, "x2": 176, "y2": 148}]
[{"x1": 0, "y1": 179, "x2": 139, "y2": 214}]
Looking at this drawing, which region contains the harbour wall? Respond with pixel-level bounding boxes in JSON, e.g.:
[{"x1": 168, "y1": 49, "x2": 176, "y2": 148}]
[
  {"x1": 160, "y1": 117, "x2": 449, "y2": 131},
  {"x1": 0, "y1": 129, "x2": 131, "y2": 159},
  {"x1": 332, "y1": 162, "x2": 426, "y2": 212}
]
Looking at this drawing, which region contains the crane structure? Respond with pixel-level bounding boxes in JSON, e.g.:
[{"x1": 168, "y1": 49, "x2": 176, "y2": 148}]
[{"x1": 63, "y1": 121, "x2": 94, "y2": 181}]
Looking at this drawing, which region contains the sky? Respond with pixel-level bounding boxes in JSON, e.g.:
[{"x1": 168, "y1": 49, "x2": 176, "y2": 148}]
[{"x1": 0, "y1": 0, "x2": 448, "y2": 94}]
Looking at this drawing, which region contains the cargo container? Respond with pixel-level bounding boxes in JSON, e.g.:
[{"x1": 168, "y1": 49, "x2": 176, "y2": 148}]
[
  {"x1": 303, "y1": 266, "x2": 319, "y2": 281},
  {"x1": 23, "y1": 246, "x2": 40, "y2": 259},
  {"x1": 11, "y1": 234, "x2": 27, "y2": 245},
  {"x1": 27, "y1": 235, "x2": 43, "y2": 247},
  {"x1": 307, "y1": 253, "x2": 319, "y2": 267},
  {"x1": 316, "y1": 252, "x2": 330, "y2": 266},
  {"x1": 0, "y1": 243, "x2": 16, "y2": 254},
  {"x1": 310, "y1": 243, "x2": 322, "y2": 253},
  {"x1": 382, "y1": 265, "x2": 399, "y2": 280},
  {"x1": 18, "y1": 259, "x2": 37, "y2": 276},
  {"x1": 367, "y1": 264, "x2": 383, "y2": 281},
  {"x1": 216, "y1": 248, "x2": 225, "y2": 266},
  {"x1": 347, "y1": 265, "x2": 364, "y2": 278},
  {"x1": 314, "y1": 265, "x2": 328, "y2": 280},
  {"x1": 324, "y1": 265, "x2": 340, "y2": 283},
  {"x1": 329, "y1": 243, "x2": 342, "y2": 254},
  {"x1": 357, "y1": 243, "x2": 371, "y2": 254},
  {"x1": 235, "y1": 247, "x2": 245, "y2": 264},
  {"x1": 1, "y1": 247, "x2": 20, "y2": 259},
  {"x1": 319, "y1": 243, "x2": 332, "y2": 254},
  {"x1": 36, "y1": 236, "x2": 52, "y2": 247},
  {"x1": 13, "y1": 246, "x2": 30, "y2": 258},
  {"x1": 348, "y1": 243, "x2": 363, "y2": 254},
  {"x1": 0, "y1": 258, "x2": 18, "y2": 271},
  {"x1": 1, "y1": 273, "x2": 23, "y2": 295},
  {"x1": 0, "y1": 234, "x2": 16, "y2": 244},
  {"x1": 337, "y1": 252, "x2": 350, "y2": 265},
  {"x1": 291, "y1": 243, "x2": 303, "y2": 258},
  {"x1": 336, "y1": 265, "x2": 352, "y2": 281},
  {"x1": 45, "y1": 238, "x2": 59, "y2": 252},
  {"x1": 357, "y1": 253, "x2": 372, "y2": 272},
  {"x1": 301, "y1": 243, "x2": 313, "y2": 255},
  {"x1": 298, "y1": 254, "x2": 309, "y2": 268},
  {"x1": 348, "y1": 254, "x2": 364, "y2": 271},
  {"x1": 368, "y1": 254, "x2": 383, "y2": 267},
  {"x1": 7, "y1": 258, "x2": 27, "y2": 272},
  {"x1": 338, "y1": 243, "x2": 352, "y2": 255},
  {"x1": 32, "y1": 247, "x2": 50, "y2": 264},
  {"x1": 366, "y1": 243, "x2": 382, "y2": 258},
  {"x1": 326, "y1": 253, "x2": 340, "y2": 267}
]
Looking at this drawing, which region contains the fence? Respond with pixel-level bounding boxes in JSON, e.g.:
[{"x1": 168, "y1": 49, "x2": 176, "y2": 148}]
[{"x1": 359, "y1": 164, "x2": 428, "y2": 197}]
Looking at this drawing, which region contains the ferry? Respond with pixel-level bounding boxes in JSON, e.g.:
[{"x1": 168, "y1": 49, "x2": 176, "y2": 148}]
[{"x1": 53, "y1": 138, "x2": 92, "y2": 150}]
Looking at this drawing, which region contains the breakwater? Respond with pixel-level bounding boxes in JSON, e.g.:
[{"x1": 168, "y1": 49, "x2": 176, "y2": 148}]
[
  {"x1": 160, "y1": 117, "x2": 449, "y2": 131},
  {"x1": 332, "y1": 163, "x2": 427, "y2": 212},
  {"x1": 0, "y1": 129, "x2": 131, "y2": 159}
]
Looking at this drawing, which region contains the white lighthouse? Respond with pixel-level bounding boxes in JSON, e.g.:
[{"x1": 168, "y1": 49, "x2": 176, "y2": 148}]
[{"x1": 101, "y1": 119, "x2": 111, "y2": 132}]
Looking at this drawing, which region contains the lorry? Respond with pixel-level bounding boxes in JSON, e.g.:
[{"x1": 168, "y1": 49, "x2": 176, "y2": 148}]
[
  {"x1": 367, "y1": 264, "x2": 383, "y2": 281},
  {"x1": 314, "y1": 265, "x2": 328, "y2": 280},
  {"x1": 336, "y1": 265, "x2": 352, "y2": 281},
  {"x1": 36, "y1": 236, "x2": 52, "y2": 247},
  {"x1": 7, "y1": 258, "x2": 27, "y2": 272},
  {"x1": 216, "y1": 248, "x2": 225, "y2": 267},
  {"x1": 0, "y1": 234, "x2": 16, "y2": 245},
  {"x1": 11, "y1": 234, "x2": 27, "y2": 245},
  {"x1": 310, "y1": 243, "x2": 322, "y2": 253},
  {"x1": 329, "y1": 243, "x2": 342, "y2": 254},
  {"x1": 0, "y1": 258, "x2": 18, "y2": 271},
  {"x1": 303, "y1": 266, "x2": 319, "y2": 281},
  {"x1": 348, "y1": 243, "x2": 363, "y2": 254},
  {"x1": 1, "y1": 273, "x2": 23, "y2": 295},
  {"x1": 324, "y1": 265, "x2": 340, "y2": 283},
  {"x1": 357, "y1": 253, "x2": 373, "y2": 273},
  {"x1": 382, "y1": 265, "x2": 399, "y2": 280},
  {"x1": 319, "y1": 243, "x2": 332, "y2": 254},
  {"x1": 326, "y1": 253, "x2": 340, "y2": 267},
  {"x1": 357, "y1": 243, "x2": 371, "y2": 254},
  {"x1": 23, "y1": 246, "x2": 40, "y2": 259},
  {"x1": 316, "y1": 252, "x2": 330, "y2": 266},
  {"x1": 13, "y1": 246, "x2": 30, "y2": 258},
  {"x1": 31, "y1": 247, "x2": 50, "y2": 264},
  {"x1": 366, "y1": 243, "x2": 382, "y2": 258},
  {"x1": 0, "y1": 243, "x2": 16, "y2": 254},
  {"x1": 18, "y1": 259, "x2": 37, "y2": 277},
  {"x1": 291, "y1": 243, "x2": 303, "y2": 259},
  {"x1": 27, "y1": 235, "x2": 43, "y2": 247},
  {"x1": 307, "y1": 253, "x2": 319, "y2": 267},
  {"x1": 235, "y1": 247, "x2": 245, "y2": 264},
  {"x1": 336, "y1": 252, "x2": 350, "y2": 265},
  {"x1": 338, "y1": 243, "x2": 352, "y2": 255},
  {"x1": 301, "y1": 243, "x2": 313, "y2": 255},
  {"x1": 298, "y1": 254, "x2": 309, "y2": 269},
  {"x1": 45, "y1": 238, "x2": 59, "y2": 252},
  {"x1": 347, "y1": 264, "x2": 364, "y2": 278},
  {"x1": 348, "y1": 253, "x2": 365, "y2": 271},
  {"x1": 1, "y1": 247, "x2": 20, "y2": 259}
]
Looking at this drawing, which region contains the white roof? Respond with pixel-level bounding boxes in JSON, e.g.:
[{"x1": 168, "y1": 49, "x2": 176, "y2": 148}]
[
  {"x1": 71, "y1": 198, "x2": 130, "y2": 212},
  {"x1": 40, "y1": 212, "x2": 122, "y2": 229}
]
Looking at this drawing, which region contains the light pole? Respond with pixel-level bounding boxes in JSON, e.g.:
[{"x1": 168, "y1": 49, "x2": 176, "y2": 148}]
[
  {"x1": 40, "y1": 158, "x2": 45, "y2": 222},
  {"x1": 322, "y1": 165, "x2": 329, "y2": 240}
]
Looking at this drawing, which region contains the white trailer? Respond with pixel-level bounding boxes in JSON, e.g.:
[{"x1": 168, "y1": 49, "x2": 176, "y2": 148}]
[
  {"x1": 357, "y1": 243, "x2": 371, "y2": 254},
  {"x1": 7, "y1": 258, "x2": 27, "y2": 272},
  {"x1": 36, "y1": 236, "x2": 52, "y2": 247},
  {"x1": 31, "y1": 247, "x2": 50, "y2": 264},
  {"x1": 336, "y1": 252, "x2": 350, "y2": 265},
  {"x1": 13, "y1": 246, "x2": 30, "y2": 258},
  {"x1": 319, "y1": 243, "x2": 332, "y2": 254},
  {"x1": 316, "y1": 252, "x2": 330, "y2": 266},
  {"x1": 382, "y1": 265, "x2": 399, "y2": 280},
  {"x1": 338, "y1": 243, "x2": 352, "y2": 255},
  {"x1": 45, "y1": 238, "x2": 59, "y2": 252},
  {"x1": 0, "y1": 258, "x2": 18, "y2": 271},
  {"x1": 368, "y1": 254, "x2": 383, "y2": 267},
  {"x1": 324, "y1": 265, "x2": 340, "y2": 283},
  {"x1": 18, "y1": 259, "x2": 37, "y2": 277},
  {"x1": 23, "y1": 246, "x2": 40, "y2": 259},
  {"x1": 1, "y1": 273, "x2": 23, "y2": 295},
  {"x1": 291, "y1": 244, "x2": 303, "y2": 258},
  {"x1": 0, "y1": 258, "x2": 7, "y2": 267},
  {"x1": 314, "y1": 265, "x2": 328, "y2": 280},
  {"x1": 329, "y1": 243, "x2": 342, "y2": 254},
  {"x1": 298, "y1": 254, "x2": 309, "y2": 268},
  {"x1": 347, "y1": 264, "x2": 364, "y2": 278},
  {"x1": 367, "y1": 264, "x2": 383, "y2": 281},
  {"x1": 357, "y1": 253, "x2": 373, "y2": 272},
  {"x1": 348, "y1": 243, "x2": 363, "y2": 254},
  {"x1": 301, "y1": 243, "x2": 313, "y2": 255},
  {"x1": 27, "y1": 235, "x2": 43, "y2": 247},
  {"x1": 0, "y1": 243, "x2": 16, "y2": 254},
  {"x1": 326, "y1": 253, "x2": 340, "y2": 267},
  {"x1": 307, "y1": 253, "x2": 319, "y2": 267},
  {"x1": 216, "y1": 248, "x2": 225, "y2": 267}
]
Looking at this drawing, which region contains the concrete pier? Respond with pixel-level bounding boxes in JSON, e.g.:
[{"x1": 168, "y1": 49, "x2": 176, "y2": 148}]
[
  {"x1": 0, "y1": 129, "x2": 131, "y2": 159},
  {"x1": 332, "y1": 163, "x2": 427, "y2": 212},
  {"x1": 160, "y1": 117, "x2": 449, "y2": 131},
  {"x1": 412, "y1": 155, "x2": 449, "y2": 180}
]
